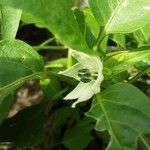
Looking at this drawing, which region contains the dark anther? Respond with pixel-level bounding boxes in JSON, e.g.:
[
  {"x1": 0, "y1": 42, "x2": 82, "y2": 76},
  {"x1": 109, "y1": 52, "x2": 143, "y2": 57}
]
[{"x1": 80, "y1": 78, "x2": 92, "y2": 83}]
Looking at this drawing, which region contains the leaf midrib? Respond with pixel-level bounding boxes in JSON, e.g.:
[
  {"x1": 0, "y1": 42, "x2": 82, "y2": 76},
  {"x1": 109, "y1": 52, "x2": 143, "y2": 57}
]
[
  {"x1": 0, "y1": 4, "x2": 4, "y2": 39},
  {"x1": 105, "y1": 0, "x2": 123, "y2": 32},
  {"x1": 0, "y1": 71, "x2": 44, "y2": 93},
  {"x1": 96, "y1": 95, "x2": 123, "y2": 149},
  {"x1": 102, "y1": 99, "x2": 150, "y2": 119}
]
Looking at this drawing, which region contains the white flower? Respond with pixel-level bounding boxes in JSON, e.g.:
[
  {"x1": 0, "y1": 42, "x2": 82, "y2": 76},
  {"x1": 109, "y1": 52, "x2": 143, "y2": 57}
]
[{"x1": 59, "y1": 49, "x2": 103, "y2": 108}]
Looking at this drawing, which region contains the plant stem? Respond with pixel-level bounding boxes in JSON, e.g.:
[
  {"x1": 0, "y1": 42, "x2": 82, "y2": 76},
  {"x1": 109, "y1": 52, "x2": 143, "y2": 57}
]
[
  {"x1": 45, "y1": 70, "x2": 77, "y2": 85},
  {"x1": 40, "y1": 37, "x2": 55, "y2": 46},
  {"x1": 128, "y1": 67, "x2": 150, "y2": 84},
  {"x1": 33, "y1": 45, "x2": 67, "y2": 51},
  {"x1": 94, "y1": 27, "x2": 106, "y2": 51},
  {"x1": 67, "y1": 50, "x2": 72, "y2": 68},
  {"x1": 140, "y1": 135, "x2": 150, "y2": 150}
]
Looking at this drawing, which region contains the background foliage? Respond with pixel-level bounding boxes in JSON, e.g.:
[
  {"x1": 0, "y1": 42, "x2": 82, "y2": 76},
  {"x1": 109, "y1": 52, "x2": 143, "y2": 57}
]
[{"x1": 0, "y1": 0, "x2": 150, "y2": 150}]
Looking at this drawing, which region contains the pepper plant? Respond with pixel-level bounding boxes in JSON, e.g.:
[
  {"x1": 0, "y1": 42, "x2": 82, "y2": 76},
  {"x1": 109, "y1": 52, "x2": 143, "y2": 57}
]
[{"x1": 0, "y1": 0, "x2": 150, "y2": 150}]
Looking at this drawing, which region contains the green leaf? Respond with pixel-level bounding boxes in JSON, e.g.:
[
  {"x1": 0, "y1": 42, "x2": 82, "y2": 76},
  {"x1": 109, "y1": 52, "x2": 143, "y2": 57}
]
[
  {"x1": 0, "y1": 39, "x2": 44, "y2": 125},
  {"x1": 89, "y1": 0, "x2": 118, "y2": 26},
  {"x1": 89, "y1": 0, "x2": 150, "y2": 34},
  {"x1": 50, "y1": 107, "x2": 80, "y2": 134},
  {"x1": 99, "y1": 35, "x2": 109, "y2": 54},
  {"x1": 0, "y1": 0, "x2": 89, "y2": 51},
  {"x1": 0, "y1": 103, "x2": 45, "y2": 147},
  {"x1": 40, "y1": 79, "x2": 62, "y2": 102},
  {"x1": 47, "y1": 106, "x2": 80, "y2": 149},
  {"x1": 83, "y1": 8, "x2": 100, "y2": 40},
  {"x1": 104, "y1": 49, "x2": 150, "y2": 75},
  {"x1": 73, "y1": 8, "x2": 99, "y2": 49},
  {"x1": 62, "y1": 117, "x2": 93, "y2": 150},
  {"x1": 0, "y1": 5, "x2": 21, "y2": 39},
  {"x1": 0, "y1": 95, "x2": 13, "y2": 126},
  {"x1": 0, "y1": 40, "x2": 43, "y2": 87},
  {"x1": 134, "y1": 23, "x2": 150, "y2": 46},
  {"x1": 113, "y1": 34, "x2": 126, "y2": 49},
  {"x1": 87, "y1": 83, "x2": 150, "y2": 150},
  {"x1": 21, "y1": 11, "x2": 44, "y2": 28}
]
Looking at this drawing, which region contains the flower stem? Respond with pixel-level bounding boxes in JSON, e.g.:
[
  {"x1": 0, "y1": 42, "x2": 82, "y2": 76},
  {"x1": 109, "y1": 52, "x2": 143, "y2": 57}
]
[
  {"x1": 94, "y1": 27, "x2": 106, "y2": 51},
  {"x1": 33, "y1": 46, "x2": 67, "y2": 51},
  {"x1": 45, "y1": 70, "x2": 77, "y2": 85},
  {"x1": 140, "y1": 135, "x2": 150, "y2": 150},
  {"x1": 128, "y1": 67, "x2": 150, "y2": 84},
  {"x1": 40, "y1": 37, "x2": 55, "y2": 46}
]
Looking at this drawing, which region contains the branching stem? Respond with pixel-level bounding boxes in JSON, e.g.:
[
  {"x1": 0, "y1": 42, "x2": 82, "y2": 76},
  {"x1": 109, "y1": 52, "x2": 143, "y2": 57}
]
[
  {"x1": 140, "y1": 135, "x2": 150, "y2": 150},
  {"x1": 128, "y1": 67, "x2": 150, "y2": 84},
  {"x1": 33, "y1": 46, "x2": 67, "y2": 51}
]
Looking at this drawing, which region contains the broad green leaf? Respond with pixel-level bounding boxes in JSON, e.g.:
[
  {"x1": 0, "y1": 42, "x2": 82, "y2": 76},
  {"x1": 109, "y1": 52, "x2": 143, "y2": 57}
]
[
  {"x1": 0, "y1": 0, "x2": 89, "y2": 51},
  {"x1": 89, "y1": 0, "x2": 150, "y2": 34},
  {"x1": 104, "y1": 49, "x2": 150, "y2": 75},
  {"x1": 0, "y1": 95, "x2": 13, "y2": 126},
  {"x1": 0, "y1": 103, "x2": 45, "y2": 147},
  {"x1": 21, "y1": 11, "x2": 44, "y2": 28},
  {"x1": 0, "y1": 5, "x2": 21, "y2": 39},
  {"x1": 0, "y1": 39, "x2": 44, "y2": 125},
  {"x1": 87, "y1": 83, "x2": 150, "y2": 150},
  {"x1": 62, "y1": 117, "x2": 93, "y2": 150},
  {"x1": 89, "y1": 0, "x2": 118, "y2": 26},
  {"x1": 0, "y1": 39, "x2": 43, "y2": 88}
]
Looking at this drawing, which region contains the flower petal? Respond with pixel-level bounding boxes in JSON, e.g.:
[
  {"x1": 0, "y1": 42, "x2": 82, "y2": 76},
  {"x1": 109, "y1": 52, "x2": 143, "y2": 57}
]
[
  {"x1": 58, "y1": 63, "x2": 83, "y2": 81},
  {"x1": 70, "y1": 49, "x2": 98, "y2": 71},
  {"x1": 64, "y1": 82, "x2": 92, "y2": 100},
  {"x1": 71, "y1": 81, "x2": 96, "y2": 108}
]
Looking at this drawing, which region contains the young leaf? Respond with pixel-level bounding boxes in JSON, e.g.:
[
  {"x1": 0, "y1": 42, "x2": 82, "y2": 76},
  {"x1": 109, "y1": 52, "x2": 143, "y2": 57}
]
[
  {"x1": 40, "y1": 79, "x2": 62, "y2": 102},
  {"x1": 89, "y1": 0, "x2": 150, "y2": 34},
  {"x1": 0, "y1": 0, "x2": 89, "y2": 51},
  {"x1": 104, "y1": 49, "x2": 150, "y2": 75},
  {"x1": 0, "y1": 5, "x2": 21, "y2": 39},
  {"x1": 87, "y1": 83, "x2": 150, "y2": 150}
]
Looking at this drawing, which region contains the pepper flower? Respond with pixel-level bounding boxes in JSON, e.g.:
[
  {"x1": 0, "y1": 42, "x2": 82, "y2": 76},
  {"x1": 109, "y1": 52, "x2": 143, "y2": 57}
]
[{"x1": 59, "y1": 49, "x2": 103, "y2": 108}]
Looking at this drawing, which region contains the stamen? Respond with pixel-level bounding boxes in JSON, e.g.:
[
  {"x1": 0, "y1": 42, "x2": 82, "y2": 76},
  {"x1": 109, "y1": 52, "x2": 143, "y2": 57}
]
[
  {"x1": 78, "y1": 68, "x2": 91, "y2": 78},
  {"x1": 78, "y1": 68, "x2": 90, "y2": 73},
  {"x1": 77, "y1": 68, "x2": 98, "y2": 83},
  {"x1": 77, "y1": 68, "x2": 92, "y2": 83},
  {"x1": 81, "y1": 77, "x2": 92, "y2": 83}
]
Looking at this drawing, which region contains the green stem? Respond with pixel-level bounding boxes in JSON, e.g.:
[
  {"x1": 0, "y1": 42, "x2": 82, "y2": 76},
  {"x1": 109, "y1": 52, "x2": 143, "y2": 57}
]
[
  {"x1": 93, "y1": 27, "x2": 106, "y2": 51},
  {"x1": 128, "y1": 67, "x2": 150, "y2": 84},
  {"x1": 45, "y1": 70, "x2": 77, "y2": 85},
  {"x1": 33, "y1": 46, "x2": 67, "y2": 51},
  {"x1": 140, "y1": 135, "x2": 150, "y2": 150},
  {"x1": 67, "y1": 50, "x2": 72, "y2": 68},
  {"x1": 40, "y1": 37, "x2": 55, "y2": 46}
]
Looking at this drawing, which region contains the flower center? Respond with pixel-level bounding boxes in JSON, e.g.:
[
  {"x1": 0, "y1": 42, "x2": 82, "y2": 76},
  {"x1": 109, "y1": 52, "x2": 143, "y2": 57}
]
[{"x1": 77, "y1": 68, "x2": 98, "y2": 83}]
